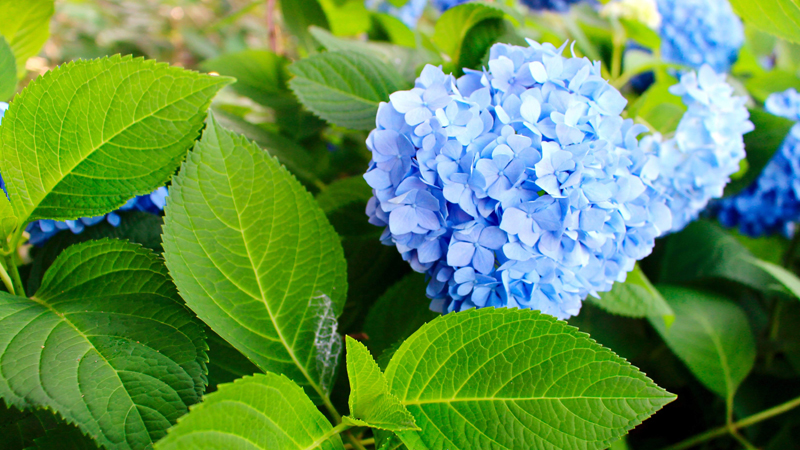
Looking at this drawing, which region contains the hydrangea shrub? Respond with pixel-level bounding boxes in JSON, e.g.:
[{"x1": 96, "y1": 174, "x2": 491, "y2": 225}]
[{"x1": 2, "y1": 1, "x2": 800, "y2": 450}]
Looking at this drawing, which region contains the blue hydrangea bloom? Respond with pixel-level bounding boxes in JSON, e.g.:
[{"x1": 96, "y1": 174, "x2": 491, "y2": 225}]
[
  {"x1": 657, "y1": 0, "x2": 744, "y2": 73},
  {"x1": 365, "y1": 0, "x2": 428, "y2": 28},
  {"x1": 431, "y1": 0, "x2": 470, "y2": 11},
  {"x1": 0, "y1": 102, "x2": 168, "y2": 246},
  {"x1": 521, "y1": 0, "x2": 583, "y2": 11},
  {"x1": 641, "y1": 65, "x2": 752, "y2": 232},
  {"x1": 25, "y1": 187, "x2": 169, "y2": 246},
  {"x1": 714, "y1": 89, "x2": 800, "y2": 237},
  {"x1": 364, "y1": 40, "x2": 671, "y2": 319}
]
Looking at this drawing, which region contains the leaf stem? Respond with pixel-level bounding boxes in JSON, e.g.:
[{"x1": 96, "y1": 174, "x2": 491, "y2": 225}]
[
  {"x1": 345, "y1": 431, "x2": 369, "y2": 450},
  {"x1": 0, "y1": 258, "x2": 15, "y2": 295},
  {"x1": 663, "y1": 393, "x2": 800, "y2": 450},
  {"x1": 4, "y1": 255, "x2": 23, "y2": 297},
  {"x1": 610, "y1": 20, "x2": 624, "y2": 81}
]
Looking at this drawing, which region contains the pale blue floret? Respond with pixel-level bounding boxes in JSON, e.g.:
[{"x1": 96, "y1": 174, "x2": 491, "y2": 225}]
[
  {"x1": 714, "y1": 89, "x2": 800, "y2": 237},
  {"x1": 431, "y1": 0, "x2": 471, "y2": 11},
  {"x1": 656, "y1": 0, "x2": 744, "y2": 73},
  {"x1": 364, "y1": 40, "x2": 671, "y2": 319},
  {"x1": 643, "y1": 65, "x2": 753, "y2": 233},
  {"x1": 364, "y1": 0, "x2": 428, "y2": 28}
]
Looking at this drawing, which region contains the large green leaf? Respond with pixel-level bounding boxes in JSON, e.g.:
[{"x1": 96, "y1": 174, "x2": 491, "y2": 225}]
[
  {"x1": 729, "y1": 0, "x2": 800, "y2": 44},
  {"x1": 0, "y1": 0, "x2": 54, "y2": 77},
  {"x1": 0, "y1": 402, "x2": 58, "y2": 450},
  {"x1": 725, "y1": 109, "x2": 795, "y2": 196},
  {"x1": 384, "y1": 308, "x2": 675, "y2": 450},
  {"x1": 200, "y1": 50, "x2": 297, "y2": 110},
  {"x1": 281, "y1": 0, "x2": 330, "y2": 51},
  {"x1": 23, "y1": 423, "x2": 99, "y2": 450},
  {"x1": 344, "y1": 337, "x2": 418, "y2": 432},
  {"x1": 0, "y1": 37, "x2": 16, "y2": 101},
  {"x1": 659, "y1": 220, "x2": 774, "y2": 291},
  {"x1": 591, "y1": 265, "x2": 674, "y2": 324},
  {"x1": 205, "y1": 331, "x2": 260, "y2": 394},
  {"x1": 745, "y1": 70, "x2": 800, "y2": 104},
  {"x1": 162, "y1": 114, "x2": 348, "y2": 403},
  {"x1": 0, "y1": 239, "x2": 208, "y2": 450},
  {"x1": 432, "y1": 3, "x2": 505, "y2": 71},
  {"x1": 0, "y1": 55, "x2": 231, "y2": 225},
  {"x1": 750, "y1": 258, "x2": 800, "y2": 299},
  {"x1": 363, "y1": 273, "x2": 438, "y2": 357},
  {"x1": 154, "y1": 373, "x2": 345, "y2": 450},
  {"x1": 650, "y1": 286, "x2": 756, "y2": 399},
  {"x1": 288, "y1": 51, "x2": 404, "y2": 130}
]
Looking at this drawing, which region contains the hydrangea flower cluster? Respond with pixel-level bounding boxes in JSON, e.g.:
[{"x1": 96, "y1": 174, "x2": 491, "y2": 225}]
[
  {"x1": 521, "y1": 0, "x2": 583, "y2": 11},
  {"x1": 364, "y1": 0, "x2": 428, "y2": 28},
  {"x1": 656, "y1": 0, "x2": 744, "y2": 73},
  {"x1": 714, "y1": 89, "x2": 800, "y2": 237},
  {"x1": 0, "y1": 102, "x2": 168, "y2": 247},
  {"x1": 364, "y1": 40, "x2": 671, "y2": 319},
  {"x1": 641, "y1": 65, "x2": 752, "y2": 232},
  {"x1": 25, "y1": 187, "x2": 168, "y2": 246},
  {"x1": 431, "y1": 0, "x2": 470, "y2": 11}
]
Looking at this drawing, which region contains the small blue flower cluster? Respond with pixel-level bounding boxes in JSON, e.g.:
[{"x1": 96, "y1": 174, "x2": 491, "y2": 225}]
[
  {"x1": 25, "y1": 187, "x2": 168, "y2": 246},
  {"x1": 364, "y1": 40, "x2": 671, "y2": 319},
  {"x1": 0, "y1": 102, "x2": 168, "y2": 247},
  {"x1": 521, "y1": 0, "x2": 583, "y2": 11},
  {"x1": 365, "y1": 0, "x2": 428, "y2": 28},
  {"x1": 656, "y1": 0, "x2": 744, "y2": 73},
  {"x1": 641, "y1": 66, "x2": 753, "y2": 232},
  {"x1": 431, "y1": 0, "x2": 470, "y2": 11},
  {"x1": 715, "y1": 89, "x2": 800, "y2": 237}
]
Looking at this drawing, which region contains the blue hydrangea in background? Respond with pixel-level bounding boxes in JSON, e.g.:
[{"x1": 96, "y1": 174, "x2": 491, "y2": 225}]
[
  {"x1": 714, "y1": 89, "x2": 800, "y2": 237},
  {"x1": 431, "y1": 0, "x2": 470, "y2": 11},
  {"x1": 656, "y1": 0, "x2": 744, "y2": 73},
  {"x1": 520, "y1": 0, "x2": 583, "y2": 11},
  {"x1": 642, "y1": 65, "x2": 752, "y2": 232},
  {"x1": 0, "y1": 102, "x2": 168, "y2": 247},
  {"x1": 364, "y1": 40, "x2": 671, "y2": 319},
  {"x1": 365, "y1": 0, "x2": 428, "y2": 28}
]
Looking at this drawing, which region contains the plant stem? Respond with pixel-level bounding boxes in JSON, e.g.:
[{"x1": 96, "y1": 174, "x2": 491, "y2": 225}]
[
  {"x1": 0, "y1": 258, "x2": 15, "y2": 295},
  {"x1": 610, "y1": 20, "x2": 624, "y2": 81},
  {"x1": 663, "y1": 393, "x2": 800, "y2": 450},
  {"x1": 4, "y1": 255, "x2": 23, "y2": 297},
  {"x1": 784, "y1": 229, "x2": 800, "y2": 268},
  {"x1": 345, "y1": 431, "x2": 369, "y2": 450}
]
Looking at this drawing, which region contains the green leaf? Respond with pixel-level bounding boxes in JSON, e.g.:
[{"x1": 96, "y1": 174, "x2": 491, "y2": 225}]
[
  {"x1": 344, "y1": 337, "x2": 418, "y2": 432},
  {"x1": 620, "y1": 18, "x2": 660, "y2": 50},
  {"x1": 725, "y1": 109, "x2": 795, "y2": 196},
  {"x1": 162, "y1": 114, "x2": 348, "y2": 403},
  {"x1": 371, "y1": 13, "x2": 416, "y2": 48},
  {"x1": 591, "y1": 265, "x2": 674, "y2": 324},
  {"x1": 745, "y1": 70, "x2": 800, "y2": 104},
  {"x1": 629, "y1": 74, "x2": 685, "y2": 134},
  {"x1": 0, "y1": 0, "x2": 54, "y2": 77},
  {"x1": 212, "y1": 109, "x2": 325, "y2": 188},
  {"x1": 363, "y1": 273, "x2": 438, "y2": 357},
  {"x1": 316, "y1": 176, "x2": 377, "y2": 238},
  {"x1": 0, "y1": 193, "x2": 16, "y2": 240},
  {"x1": 660, "y1": 220, "x2": 774, "y2": 291},
  {"x1": 281, "y1": 0, "x2": 330, "y2": 51},
  {"x1": 0, "y1": 55, "x2": 231, "y2": 225},
  {"x1": 26, "y1": 211, "x2": 164, "y2": 295},
  {"x1": 24, "y1": 423, "x2": 99, "y2": 450},
  {"x1": 205, "y1": 331, "x2": 260, "y2": 394},
  {"x1": 288, "y1": 51, "x2": 404, "y2": 130},
  {"x1": 432, "y1": 3, "x2": 505, "y2": 71},
  {"x1": 750, "y1": 258, "x2": 800, "y2": 299},
  {"x1": 0, "y1": 239, "x2": 208, "y2": 450},
  {"x1": 650, "y1": 286, "x2": 755, "y2": 398},
  {"x1": 0, "y1": 402, "x2": 59, "y2": 450},
  {"x1": 309, "y1": 26, "x2": 437, "y2": 83},
  {"x1": 729, "y1": 0, "x2": 800, "y2": 44},
  {"x1": 455, "y1": 18, "x2": 509, "y2": 74},
  {"x1": 0, "y1": 37, "x2": 16, "y2": 101},
  {"x1": 154, "y1": 373, "x2": 345, "y2": 450},
  {"x1": 200, "y1": 50, "x2": 297, "y2": 110},
  {"x1": 384, "y1": 308, "x2": 675, "y2": 450}
]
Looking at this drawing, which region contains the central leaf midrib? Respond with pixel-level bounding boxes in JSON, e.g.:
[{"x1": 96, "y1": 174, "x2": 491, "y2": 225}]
[
  {"x1": 24, "y1": 63, "x2": 208, "y2": 222},
  {"x1": 215, "y1": 128, "x2": 327, "y2": 401},
  {"x1": 24, "y1": 295, "x2": 155, "y2": 447},
  {"x1": 402, "y1": 394, "x2": 671, "y2": 406}
]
